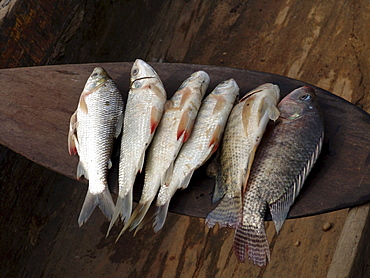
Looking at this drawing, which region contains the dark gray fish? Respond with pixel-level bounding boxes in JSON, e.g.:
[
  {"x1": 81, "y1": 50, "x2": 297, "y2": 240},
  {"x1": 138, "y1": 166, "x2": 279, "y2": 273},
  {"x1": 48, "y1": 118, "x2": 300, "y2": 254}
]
[{"x1": 233, "y1": 86, "x2": 324, "y2": 266}]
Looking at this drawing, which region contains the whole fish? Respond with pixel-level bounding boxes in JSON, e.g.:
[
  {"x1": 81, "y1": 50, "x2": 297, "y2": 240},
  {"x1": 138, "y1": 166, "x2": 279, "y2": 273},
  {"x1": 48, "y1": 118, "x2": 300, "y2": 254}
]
[
  {"x1": 206, "y1": 83, "x2": 280, "y2": 229},
  {"x1": 68, "y1": 67, "x2": 124, "y2": 226},
  {"x1": 233, "y1": 86, "x2": 324, "y2": 266},
  {"x1": 117, "y1": 71, "x2": 210, "y2": 237},
  {"x1": 153, "y1": 78, "x2": 240, "y2": 232},
  {"x1": 108, "y1": 59, "x2": 167, "y2": 235}
]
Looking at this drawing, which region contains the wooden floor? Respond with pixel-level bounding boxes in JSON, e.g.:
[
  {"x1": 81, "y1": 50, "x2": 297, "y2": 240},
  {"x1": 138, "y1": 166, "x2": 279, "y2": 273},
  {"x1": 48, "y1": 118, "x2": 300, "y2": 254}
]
[{"x1": 1, "y1": 1, "x2": 369, "y2": 277}]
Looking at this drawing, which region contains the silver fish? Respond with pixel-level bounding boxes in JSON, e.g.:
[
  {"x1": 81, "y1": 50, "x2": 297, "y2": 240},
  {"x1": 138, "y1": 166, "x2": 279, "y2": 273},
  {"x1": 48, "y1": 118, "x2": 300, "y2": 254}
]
[
  {"x1": 117, "y1": 71, "x2": 210, "y2": 237},
  {"x1": 153, "y1": 78, "x2": 240, "y2": 232},
  {"x1": 233, "y1": 86, "x2": 324, "y2": 266},
  {"x1": 206, "y1": 83, "x2": 280, "y2": 229},
  {"x1": 108, "y1": 59, "x2": 167, "y2": 235},
  {"x1": 68, "y1": 67, "x2": 124, "y2": 226}
]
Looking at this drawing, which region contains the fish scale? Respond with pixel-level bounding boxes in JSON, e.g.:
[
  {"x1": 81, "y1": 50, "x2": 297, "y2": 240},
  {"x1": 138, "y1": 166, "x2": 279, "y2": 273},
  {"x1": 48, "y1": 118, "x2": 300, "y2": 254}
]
[
  {"x1": 107, "y1": 59, "x2": 167, "y2": 236},
  {"x1": 234, "y1": 86, "x2": 324, "y2": 266},
  {"x1": 68, "y1": 67, "x2": 124, "y2": 226},
  {"x1": 116, "y1": 71, "x2": 209, "y2": 237},
  {"x1": 153, "y1": 78, "x2": 239, "y2": 233},
  {"x1": 206, "y1": 83, "x2": 280, "y2": 229}
]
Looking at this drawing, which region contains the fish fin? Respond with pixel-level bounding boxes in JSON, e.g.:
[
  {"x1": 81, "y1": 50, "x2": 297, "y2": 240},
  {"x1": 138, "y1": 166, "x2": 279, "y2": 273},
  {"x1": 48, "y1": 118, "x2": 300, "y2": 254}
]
[
  {"x1": 208, "y1": 124, "x2": 222, "y2": 151},
  {"x1": 179, "y1": 87, "x2": 192, "y2": 107},
  {"x1": 212, "y1": 173, "x2": 226, "y2": 204},
  {"x1": 205, "y1": 195, "x2": 242, "y2": 228},
  {"x1": 233, "y1": 221, "x2": 270, "y2": 266},
  {"x1": 68, "y1": 112, "x2": 78, "y2": 155},
  {"x1": 78, "y1": 94, "x2": 89, "y2": 114},
  {"x1": 212, "y1": 96, "x2": 226, "y2": 115},
  {"x1": 115, "y1": 111, "x2": 124, "y2": 138},
  {"x1": 267, "y1": 101, "x2": 280, "y2": 121},
  {"x1": 150, "y1": 106, "x2": 162, "y2": 134},
  {"x1": 107, "y1": 189, "x2": 133, "y2": 238},
  {"x1": 242, "y1": 144, "x2": 258, "y2": 194},
  {"x1": 177, "y1": 109, "x2": 194, "y2": 142},
  {"x1": 138, "y1": 150, "x2": 145, "y2": 173},
  {"x1": 178, "y1": 170, "x2": 195, "y2": 189},
  {"x1": 134, "y1": 204, "x2": 157, "y2": 236},
  {"x1": 163, "y1": 162, "x2": 174, "y2": 186},
  {"x1": 269, "y1": 191, "x2": 294, "y2": 233},
  {"x1": 269, "y1": 133, "x2": 323, "y2": 233},
  {"x1": 153, "y1": 201, "x2": 170, "y2": 233},
  {"x1": 128, "y1": 202, "x2": 152, "y2": 232},
  {"x1": 78, "y1": 188, "x2": 115, "y2": 227},
  {"x1": 77, "y1": 161, "x2": 88, "y2": 180}
]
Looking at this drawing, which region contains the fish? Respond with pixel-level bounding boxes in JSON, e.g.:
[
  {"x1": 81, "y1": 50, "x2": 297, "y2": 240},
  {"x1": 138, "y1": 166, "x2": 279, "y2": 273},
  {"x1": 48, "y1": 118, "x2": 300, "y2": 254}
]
[
  {"x1": 68, "y1": 67, "x2": 124, "y2": 226},
  {"x1": 117, "y1": 71, "x2": 210, "y2": 237},
  {"x1": 233, "y1": 86, "x2": 324, "y2": 266},
  {"x1": 206, "y1": 83, "x2": 280, "y2": 229},
  {"x1": 107, "y1": 59, "x2": 167, "y2": 235},
  {"x1": 153, "y1": 78, "x2": 240, "y2": 232}
]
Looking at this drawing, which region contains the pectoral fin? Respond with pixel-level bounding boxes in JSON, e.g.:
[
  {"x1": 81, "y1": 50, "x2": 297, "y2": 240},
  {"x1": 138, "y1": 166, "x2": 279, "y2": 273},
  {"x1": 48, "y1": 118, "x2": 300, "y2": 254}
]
[
  {"x1": 268, "y1": 103, "x2": 280, "y2": 121},
  {"x1": 208, "y1": 124, "x2": 222, "y2": 153},
  {"x1": 115, "y1": 111, "x2": 124, "y2": 138},
  {"x1": 150, "y1": 106, "x2": 162, "y2": 134},
  {"x1": 177, "y1": 109, "x2": 195, "y2": 142},
  {"x1": 68, "y1": 112, "x2": 78, "y2": 155}
]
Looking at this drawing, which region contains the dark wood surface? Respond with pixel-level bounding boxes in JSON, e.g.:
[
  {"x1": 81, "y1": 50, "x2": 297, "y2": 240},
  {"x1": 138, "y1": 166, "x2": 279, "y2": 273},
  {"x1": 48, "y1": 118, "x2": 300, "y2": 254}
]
[{"x1": 0, "y1": 62, "x2": 369, "y2": 220}]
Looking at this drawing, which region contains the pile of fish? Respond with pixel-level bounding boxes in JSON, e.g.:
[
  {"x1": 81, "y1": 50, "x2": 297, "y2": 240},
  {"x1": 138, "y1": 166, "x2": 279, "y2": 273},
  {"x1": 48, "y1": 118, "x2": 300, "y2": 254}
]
[{"x1": 68, "y1": 59, "x2": 324, "y2": 266}]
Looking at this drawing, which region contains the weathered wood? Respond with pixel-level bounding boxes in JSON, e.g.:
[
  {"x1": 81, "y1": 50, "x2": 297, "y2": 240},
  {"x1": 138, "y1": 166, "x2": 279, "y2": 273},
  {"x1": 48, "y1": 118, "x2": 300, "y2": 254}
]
[
  {"x1": 1, "y1": 0, "x2": 370, "y2": 277},
  {"x1": 0, "y1": 63, "x2": 369, "y2": 220},
  {"x1": 327, "y1": 204, "x2": 370, "y2": 278}
]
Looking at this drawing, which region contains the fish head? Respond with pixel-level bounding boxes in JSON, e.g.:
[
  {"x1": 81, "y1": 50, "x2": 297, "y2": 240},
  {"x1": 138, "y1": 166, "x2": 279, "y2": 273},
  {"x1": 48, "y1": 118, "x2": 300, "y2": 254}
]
[
  {"x1": 240, "y1": 83, "x2": 280, "y2": 104},
  {"x1": 278, "y1": 86, "x2": 319, "y2": 120},
  {"x1": 178, "y1": 71, "x2": 210, "y2": 98},
  {"x1": 130, "y1": 59, "x2": 162, "y2": 89},
  {"x1": 83, "y1": 67, "x2": 110, "y2": 92},
  {"x1": 213, "y1": 78, "x2": 240, "y2": 100}
]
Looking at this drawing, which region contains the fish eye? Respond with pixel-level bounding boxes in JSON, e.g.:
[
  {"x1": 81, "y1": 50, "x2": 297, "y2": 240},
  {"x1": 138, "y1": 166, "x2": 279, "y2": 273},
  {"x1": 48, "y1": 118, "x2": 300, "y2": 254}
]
[
  {"x1": 91, "y1": 72, "x2": 98, "y2": 78},
  {"x1": 132, "y1": 68, "x2": 139, "y2": 76},
  {"x1": 300, "y1": 94, "x2": 311, "y2": 100}
]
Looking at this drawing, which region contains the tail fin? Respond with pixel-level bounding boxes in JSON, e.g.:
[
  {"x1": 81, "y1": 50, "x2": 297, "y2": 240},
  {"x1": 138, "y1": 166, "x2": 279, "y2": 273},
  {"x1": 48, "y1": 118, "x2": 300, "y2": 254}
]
[
  {"x1": 107, "y1": 188, "x2": 133, "y2": 237},
  {"x1": 78, "y1": 189, "x2": 115, "y2": 227},
  {"x1": 116, "y1": 201, "x2": 152, "y2": 239},
  {"x1": 233, "y1": 221, "x2": 270, "y2": 267},
  {"x1": 153, "y1": 201, "x2": 170, "y2": 233},
  {"x1": 205, "y1": 195, "x2": 242, "y2": 228}
]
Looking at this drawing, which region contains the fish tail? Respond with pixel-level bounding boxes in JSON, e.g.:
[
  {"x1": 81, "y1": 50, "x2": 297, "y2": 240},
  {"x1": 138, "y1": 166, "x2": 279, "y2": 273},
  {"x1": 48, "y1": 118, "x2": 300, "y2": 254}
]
[
  {"x1": 78, "y1": 189, "x2": 115, "y2": 227},
  {"x1": 205, "y1": 195, "x2": 242, "y2": 228},
  {"x1": 153, "y1": 201, "x2": 170, "y2": 233},
  {"x1": 129, "y1": 202, "x2": 152, "y2": 231},
  {"x1": 106, "y1": 189, "x2": 133, "y2": 237},
  {"x1": 233, "y1": 221, "x2": 270, "y2": 267},
  {"x1": 118, "y1": 201, "x2": 152, "y2": 237}
]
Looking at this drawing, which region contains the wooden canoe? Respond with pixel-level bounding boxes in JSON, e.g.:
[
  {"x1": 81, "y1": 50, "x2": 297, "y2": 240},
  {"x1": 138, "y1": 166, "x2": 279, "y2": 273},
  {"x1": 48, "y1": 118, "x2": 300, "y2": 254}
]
[{"x1": 0, "y1": 62, "x2": 369, "y2": 219}]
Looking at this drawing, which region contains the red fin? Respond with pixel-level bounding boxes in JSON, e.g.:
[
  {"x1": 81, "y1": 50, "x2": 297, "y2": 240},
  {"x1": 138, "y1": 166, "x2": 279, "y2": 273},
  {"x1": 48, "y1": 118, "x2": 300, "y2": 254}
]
[
  {"x1": 177, "y1": 108, "x2": 196, "y2": 142},
  {"x1": 208, "y1": 124, "x2": 222, "y2": 150},
  {"x1": 150, "y1": 107, "x2": 162, "y2": 134}
]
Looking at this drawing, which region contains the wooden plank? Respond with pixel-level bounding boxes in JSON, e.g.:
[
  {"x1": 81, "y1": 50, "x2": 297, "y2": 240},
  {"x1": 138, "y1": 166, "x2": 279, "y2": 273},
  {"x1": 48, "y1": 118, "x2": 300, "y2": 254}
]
[
  {"x1": 0, "y1": 63, "x2": 369, "y2": 220},
  {"x1": 327, "y1": 204, "x2": 370, "y2": 278}
]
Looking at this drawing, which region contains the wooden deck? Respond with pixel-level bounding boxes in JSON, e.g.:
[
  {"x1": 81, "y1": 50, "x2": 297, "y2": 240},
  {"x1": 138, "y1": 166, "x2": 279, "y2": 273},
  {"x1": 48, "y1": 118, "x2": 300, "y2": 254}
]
[{"x1": 1, "y1": 1, "x2": 370, "y2": 277}]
